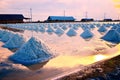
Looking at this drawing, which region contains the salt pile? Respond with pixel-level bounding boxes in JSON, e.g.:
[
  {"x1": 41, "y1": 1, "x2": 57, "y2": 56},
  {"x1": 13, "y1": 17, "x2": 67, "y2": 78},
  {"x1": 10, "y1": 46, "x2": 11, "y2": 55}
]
[
  {"x1": 66, "y1": 28, "x2": 77, "y2": 37},
  {"x1": 111, "y1": 25, "x2": 118, "y2": 30},
  {"x1": 1, "y1": 31, "x2": 14, "y2": 42},
  {"x1": 72, "y1": 26, "x2": 79, "y2": 30},
  {"x1": 62, "y1": 25, "x2": 67, "y2": 30},
  {"x1": 46, "y1": 27, "x2": 54, "y2": 34},
  {"x1": 98, "y1": 26, "x2": 107, "y2": 33},
  {"x1": 89, "y1": 25, "x2": 95, "y2": 29},
  {"x1": 39, "y1": 26, "x2": 45, "y2": 33},
  {"x1": 101, "y1": 30, "x2": 120, "y2": 44},
  {"x1": 80, "y1": 29, "x2": 94, "y2": 39},
  {"x1": 55, "y1": 28, "x2": 64, "y2": 36},
  {"x1": 116, "y1": 28, "x2": 120, "y2": 33},
  {"x1": 0, "y1": 30, "x2": 6, "y2": 38},
  {"x1": 9, "y1": 37, "x2": 53, "y2": 66},
  {"x1": 3, "y1": 34, "x2": 26, "y2": 49}
]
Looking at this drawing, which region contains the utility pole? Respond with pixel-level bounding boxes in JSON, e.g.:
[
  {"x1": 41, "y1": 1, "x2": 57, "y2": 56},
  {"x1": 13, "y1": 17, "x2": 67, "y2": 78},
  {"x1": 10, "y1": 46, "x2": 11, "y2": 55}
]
[
  {"x1": 104, "y1": 13, "x2": 106, "y2": 19},
  {"x1": 30, "y1": 8, "x2": 32, "y2": 22},
  {"x1": 64, "y1": 10, "x2": 65, "y2": 22},
  {"x1": 85, "y1": 11, "x2": 88, "y2": 18},
  {"x1": 64, "y1": 10, "x2": 65, "y2": 17}
]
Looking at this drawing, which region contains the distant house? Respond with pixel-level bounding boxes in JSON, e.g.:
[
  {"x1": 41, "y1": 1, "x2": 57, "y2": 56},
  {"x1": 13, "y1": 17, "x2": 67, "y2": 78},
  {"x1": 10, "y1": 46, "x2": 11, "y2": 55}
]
[
  {"x1": 46, "y1": 16, "x2": 75, "y2": 22},
  {"x1": 0, "y1": 14, "x2": 30, "y2": 24},
  {"x1": 81, "y1": 18, "x2": 94, "y2": 22},
  {"x1": 103, "y1": 18, "x2": 112, "y2": 22}
]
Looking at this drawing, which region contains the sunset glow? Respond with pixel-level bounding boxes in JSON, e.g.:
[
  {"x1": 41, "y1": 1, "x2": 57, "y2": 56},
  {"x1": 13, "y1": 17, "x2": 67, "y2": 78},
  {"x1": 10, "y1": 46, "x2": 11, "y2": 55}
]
[
  {"x1": 113, "y1": 0, "x2": 120, "y2": 8},
  {"x1": 113, "y1": 0, "x2": 120, "y2": 2},
  {"x1": 94, "y1": 54, "x2": 107, "y2": 61},
  {"x1": 0, "y1": 0, "x2": 119, "y2": 20}
]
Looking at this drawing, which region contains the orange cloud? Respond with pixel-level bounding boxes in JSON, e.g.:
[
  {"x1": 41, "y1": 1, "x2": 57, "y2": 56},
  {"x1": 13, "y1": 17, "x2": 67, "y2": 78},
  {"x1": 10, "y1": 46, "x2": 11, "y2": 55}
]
[
  {"x1": 113, "y1": 0, "x2": 120, "y2": 2},
  {"x1": 115, "y1": 4, "x2": 120, "y2": 8}
]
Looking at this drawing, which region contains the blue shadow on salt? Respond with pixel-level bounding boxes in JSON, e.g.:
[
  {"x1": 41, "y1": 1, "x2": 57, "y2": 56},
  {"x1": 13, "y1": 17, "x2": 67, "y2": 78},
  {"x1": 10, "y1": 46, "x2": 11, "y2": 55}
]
[
  {"x1": 89, "y1": 25, "x2": 95, "y2": 29},
  {"x1": 46, "y1": 27, "x2": 54, "y2": 35},
  {"x1": 116, "y1": 28, "x2": 120, "y2": 34},
  {"x1": 66, "y1": 28, "x2": 77, "y2": 37},
  {"x1": 3, "y1": 34, "x2": 25, "y2": 50},
  {"x1": 55, "y1": 28, "x2": 64, "y2": 36},
  {"x1": 98, "y1": 26, "x2": 107, "y2": 33},
  {"x1": 9, "y1": 37, "x2": 53, "y2": 66},
  {"x1": 72, "y1": 25, "x2": 79, "y2": 30},
  {"x1": 62, "y1": 26, "x2": 67, "y2": 30},
  {"x1": 1, "y1": 31, "x2": 14, "y2": 42},
  {"x1": 39, "y1": 27, "x2": 46, "y2": 33},
  {"x1": 111, "y1": 25, "x2": 118, "y2": 30},
  {"x1": 101, "y1": 30, "x2": 120, "y2": 44},
  {"x1": 80, "y1": 29, "x2": 94, "y2": 40},
  {"x1": 0, "y1": 30, "x2": 6, "y2": 39}
]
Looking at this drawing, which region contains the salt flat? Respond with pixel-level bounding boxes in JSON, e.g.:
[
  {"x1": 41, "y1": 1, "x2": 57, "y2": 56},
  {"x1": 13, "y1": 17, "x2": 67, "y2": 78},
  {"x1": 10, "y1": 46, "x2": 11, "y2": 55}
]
[{"x1": 0, "y1": 22, "x2": 120, "y2": 80}]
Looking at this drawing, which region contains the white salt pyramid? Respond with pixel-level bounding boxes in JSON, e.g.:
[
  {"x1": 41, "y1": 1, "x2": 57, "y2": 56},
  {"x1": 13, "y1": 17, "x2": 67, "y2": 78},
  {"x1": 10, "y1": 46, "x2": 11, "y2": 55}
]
[
  {"x1": 98, "y1": 26, "x2": 107, "y2": 32},
  {"x1": 39, "y1": 26, "x2": 45, "y2": 33},
  {"x1": 53, "y1": 25, "x2": 58, "y2": 29},
  {"x1": 1, "y1": 31, "x2": 14, "y2": 42},
  {"x1": 72, "y1": 26, "x2": 79, "y2": 30},
  {"x1": 111, "y1": 25, "x2": 118, "y2": 30},
  {"x1": 66, "y1": 28, "x2": 77, "y2": 37},
  {"x1": 9, "y1": 37, "x2": 53, "y2": 66},
  {"x1": 116, "y1": 28, "x2": 120, "y2": 34},
  {"x1": 3, "y1": 34, "x2": 26, "y2": 49},
  {"x1": 46, "y1": 27, "x2": 54, "y2": 34},
  {"x1": 0, "y1": 30, "x2": 6, "y2": 38},
  {"x1": 55, "y1": 28, "x2": 64, "y2": 36},
  {"x1": 89, "y1": 25, "x2": 95, "y2": 29},
  {"x1": 101, "y1": 30, "x2": 120, "y2": 44},
  {"x1": 80, "y1": 29, "x2": 94, "y2": 39},
  {"x1": 62, "y1": 25, "x2": 67, "y2": 30}
]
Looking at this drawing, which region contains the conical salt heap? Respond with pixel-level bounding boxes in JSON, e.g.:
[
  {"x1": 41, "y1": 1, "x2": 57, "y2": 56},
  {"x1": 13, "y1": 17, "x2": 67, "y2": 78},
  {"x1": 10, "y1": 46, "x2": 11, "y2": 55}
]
[
  {"x1": 66, "y1": 28, "x2": 77, "y2": 37},
  {"x1": 39, "y1": 26, "x2": 45, "y2": 33},
  {"x1": 0, "y1": 30, "x2": 6, "y2": 39},
  {"x1": 80, "y1": 29, "x2": 94, "y2": 39},
  {"x1": 3, "y1": 34, "x2": 26, "y2": 49},
  {"x1": 98, "y1": 26, "x2": 107, "y2": 32},
  {"x1": 62, "y1": 25, "x2": 67, "y2": 30},
  {"x1": 89, "y1": 25, "x2": 95, "y2": 29},
  {"x1": 55, "y1": 28, "x2": 64, "y2": 36},
  {"x1": 9, "y1": 37, "x2": 53, "y2": 66},
  {"x1": 1, "y1": 31, "x2": 14, "y2": 42},
  {"x1": 46, "y1": 27, "x2": 54, "y2": 34},
  {"x1": 101, "y1": 30, "x2": 120, "y2": 44},
  {"x1": 116, "y1": 27, "x2": 120, "y2": 34}
]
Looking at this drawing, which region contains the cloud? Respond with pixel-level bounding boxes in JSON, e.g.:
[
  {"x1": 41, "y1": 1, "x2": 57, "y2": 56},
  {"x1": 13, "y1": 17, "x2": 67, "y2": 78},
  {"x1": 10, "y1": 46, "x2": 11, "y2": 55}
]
[{"x1": 115, "y1": 4, "x2": 120, "y2": 8}]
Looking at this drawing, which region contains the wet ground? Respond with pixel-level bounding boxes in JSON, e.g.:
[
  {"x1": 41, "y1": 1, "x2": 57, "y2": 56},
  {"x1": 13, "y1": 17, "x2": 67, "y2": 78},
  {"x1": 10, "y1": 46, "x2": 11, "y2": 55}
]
[
  {"x1": 0, "y1": 23, "x2": 120, "y2": 80},
  {"x1": 0, "y1": 41, "x2": 120, "y2": 80}
]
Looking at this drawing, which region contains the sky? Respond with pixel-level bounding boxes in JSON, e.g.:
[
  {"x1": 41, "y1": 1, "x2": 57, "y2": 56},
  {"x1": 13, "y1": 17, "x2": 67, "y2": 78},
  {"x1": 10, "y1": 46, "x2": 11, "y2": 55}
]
[{"x1": 0, "y1": 0, "x2": 120, "y2": 21}]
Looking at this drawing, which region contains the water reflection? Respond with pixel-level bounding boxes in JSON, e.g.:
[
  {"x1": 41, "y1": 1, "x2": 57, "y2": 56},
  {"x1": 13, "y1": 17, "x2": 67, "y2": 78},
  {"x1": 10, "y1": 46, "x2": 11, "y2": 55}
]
[
  {"x1": 26, "y1": 61, "x2": 49, "y2": 70},
  {"x1": 94, "y1": 54, "x2": 107, "y2": 61}
]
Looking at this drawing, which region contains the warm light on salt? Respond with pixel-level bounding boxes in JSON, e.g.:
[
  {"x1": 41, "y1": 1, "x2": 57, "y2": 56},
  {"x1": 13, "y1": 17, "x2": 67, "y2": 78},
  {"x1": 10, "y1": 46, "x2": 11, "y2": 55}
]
[{"x1": 94, "y1": 54, "x2": 106, "y2": 61}]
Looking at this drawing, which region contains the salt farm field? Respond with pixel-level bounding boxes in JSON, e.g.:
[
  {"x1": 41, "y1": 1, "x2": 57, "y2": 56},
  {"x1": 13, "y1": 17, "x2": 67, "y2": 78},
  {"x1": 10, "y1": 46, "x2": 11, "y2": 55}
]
[{"x1": 0, "y1": 22, "x2": 120, "y2": 80}]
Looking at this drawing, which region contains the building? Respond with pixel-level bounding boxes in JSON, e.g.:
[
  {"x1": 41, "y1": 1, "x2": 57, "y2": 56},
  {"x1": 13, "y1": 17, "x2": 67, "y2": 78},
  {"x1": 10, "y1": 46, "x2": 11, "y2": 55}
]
[
  {"x1": 0, "y1": 14, "x2": 30, "y2": 24},
  {"x1": 46, "y1": 16, "x2": 75, "y2": 22},
  {"x1": 81, "y1": 18, "x2": 94, "y2": 22},
  {"x1": 103, "y1": 18, "x2": 112, "y2": 22}
]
